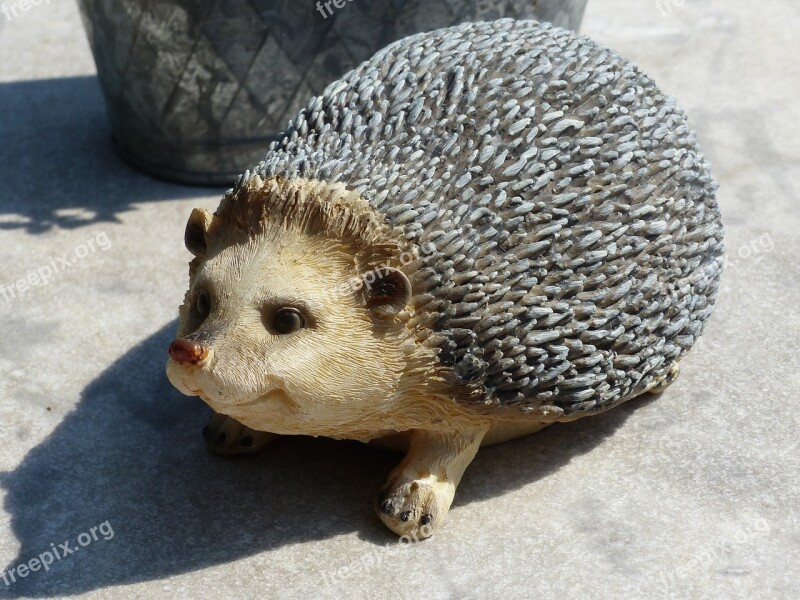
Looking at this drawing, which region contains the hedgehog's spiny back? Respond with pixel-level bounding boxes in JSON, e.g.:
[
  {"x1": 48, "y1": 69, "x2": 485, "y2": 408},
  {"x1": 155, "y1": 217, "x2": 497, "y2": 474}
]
[{"x1": 253, "y1": 19, "x2": 724, "y2": 418}]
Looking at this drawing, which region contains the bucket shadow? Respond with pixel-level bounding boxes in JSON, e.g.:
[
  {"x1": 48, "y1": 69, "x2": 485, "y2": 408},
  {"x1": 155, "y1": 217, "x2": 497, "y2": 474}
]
[
  {"x1": 0, "y1": 76, "x2": 216, "y2": 234},
  {"x1": 0, "y1": 321, "x2": 648, "y2": 596}
]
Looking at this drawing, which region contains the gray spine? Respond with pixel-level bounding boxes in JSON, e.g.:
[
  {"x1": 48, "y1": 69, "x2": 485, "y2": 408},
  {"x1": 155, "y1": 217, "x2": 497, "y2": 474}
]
[{"x1": 253, "y1": 19, "x2": 724, "y2": 416}]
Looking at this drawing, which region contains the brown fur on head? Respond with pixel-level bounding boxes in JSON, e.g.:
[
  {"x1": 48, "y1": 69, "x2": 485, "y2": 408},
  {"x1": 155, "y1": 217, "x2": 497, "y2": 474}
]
[
  {"x1": 185, "y1": 175, "x2": 409, "y2": 277},
  {"x1": 166, "y1": 176, "x2": 457, "y2": 440}
]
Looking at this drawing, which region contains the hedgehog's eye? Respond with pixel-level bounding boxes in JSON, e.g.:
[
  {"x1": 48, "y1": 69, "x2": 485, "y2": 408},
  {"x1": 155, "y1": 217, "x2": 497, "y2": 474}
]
[
  {"x1": 273, "y1": 307, "x2": 305, "y2": 334},
  {"x1": 195, "y1": 290, "x2": 211, "y2": 320}
]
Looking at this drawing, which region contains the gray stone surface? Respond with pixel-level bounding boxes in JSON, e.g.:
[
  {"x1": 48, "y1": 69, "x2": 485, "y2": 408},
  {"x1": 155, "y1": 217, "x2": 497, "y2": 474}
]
[{"x1": 0, "y1": 1, "x2": 797, "y2": 599}]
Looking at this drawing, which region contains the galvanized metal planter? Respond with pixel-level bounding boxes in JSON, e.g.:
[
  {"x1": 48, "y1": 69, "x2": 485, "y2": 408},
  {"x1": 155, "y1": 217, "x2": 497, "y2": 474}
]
[{"x1": 78, "y1": 0, "x2": 588, "y2": 185}]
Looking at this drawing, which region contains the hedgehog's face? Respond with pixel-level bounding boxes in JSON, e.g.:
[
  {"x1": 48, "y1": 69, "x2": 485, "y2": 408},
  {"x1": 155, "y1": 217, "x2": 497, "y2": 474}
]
[{"x1": 166, "y1": 208, "x2": 414, "y2": 437}]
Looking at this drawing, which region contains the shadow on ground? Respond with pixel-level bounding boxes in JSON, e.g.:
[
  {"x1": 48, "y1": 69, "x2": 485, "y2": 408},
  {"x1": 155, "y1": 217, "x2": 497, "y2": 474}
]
[
  {"x1": 0, "y1": 322, "x2": 651, "y2": 596},
  {"x1": 0, "y1": 72, "x2": 648, "y2": 596},
  {"x1": 0, "y1": 76, "x2": 218, "y2": 233}
]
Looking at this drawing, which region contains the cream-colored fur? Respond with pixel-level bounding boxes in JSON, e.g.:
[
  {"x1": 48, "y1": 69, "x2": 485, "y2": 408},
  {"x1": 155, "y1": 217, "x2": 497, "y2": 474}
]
[
  {"x1": 166, "y1": 223, "x2": 477, "y2": 440},
  {"x1": 166, "y1": 177, "x2": 674, "y2": 539},
  {"x1": 166, "y1": 214, "x2": 496, "y2": 537}
]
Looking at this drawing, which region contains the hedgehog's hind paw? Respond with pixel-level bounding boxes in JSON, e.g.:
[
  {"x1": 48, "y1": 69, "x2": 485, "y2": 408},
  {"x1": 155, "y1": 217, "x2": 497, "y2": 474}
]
[
  {"x1": 203, "y1": 413, "x2": 278, "y2": 456},
  {"x1": 647, "y1": 363, "x2": 681, "y2": 395}
]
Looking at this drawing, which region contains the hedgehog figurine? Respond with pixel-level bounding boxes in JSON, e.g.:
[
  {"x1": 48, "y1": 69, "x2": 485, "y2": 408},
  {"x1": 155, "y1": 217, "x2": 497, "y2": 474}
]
[{"x1": 166, "y1": 19, "x2": 724, "y2": 538}]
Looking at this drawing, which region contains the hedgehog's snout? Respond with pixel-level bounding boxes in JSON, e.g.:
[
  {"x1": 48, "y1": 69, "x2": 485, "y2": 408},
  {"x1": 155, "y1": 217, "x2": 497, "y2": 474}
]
[{"x1": 168, "y1": 338, "x2": 212, "y2": 367}]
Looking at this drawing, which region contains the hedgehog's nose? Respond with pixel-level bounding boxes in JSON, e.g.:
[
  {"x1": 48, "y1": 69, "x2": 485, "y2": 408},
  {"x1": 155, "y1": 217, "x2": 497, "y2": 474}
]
[{"x1": 169, "y1": 339, "x2": 211, "y2": 366}]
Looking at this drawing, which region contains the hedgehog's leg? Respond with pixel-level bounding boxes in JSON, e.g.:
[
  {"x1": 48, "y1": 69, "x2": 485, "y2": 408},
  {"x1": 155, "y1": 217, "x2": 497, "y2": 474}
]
[
  {"x1": 647, "y1": 363, "x2": 681, "y2": 394},
  {"x1": 203, "y1": 412, "x2": 278, "y2": 456},
  {"x1": 376, "y1": 422, "x2": 489, "y2": 539}
]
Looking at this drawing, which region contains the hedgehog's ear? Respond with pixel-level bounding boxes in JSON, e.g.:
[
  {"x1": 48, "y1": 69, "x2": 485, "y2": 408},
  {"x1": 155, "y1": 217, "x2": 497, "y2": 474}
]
[
  {"x1": 362, "y1": 267, "x2": 411, "y2": 317},
  {"x1": 185, "y1": 208, "x2": 213, "y2": 257}
]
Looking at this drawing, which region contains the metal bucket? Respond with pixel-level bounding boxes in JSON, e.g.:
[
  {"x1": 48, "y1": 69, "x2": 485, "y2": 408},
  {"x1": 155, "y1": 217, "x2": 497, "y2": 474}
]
[{"x1": 78, "y1": 0, "x2": 588, "y2": 185}]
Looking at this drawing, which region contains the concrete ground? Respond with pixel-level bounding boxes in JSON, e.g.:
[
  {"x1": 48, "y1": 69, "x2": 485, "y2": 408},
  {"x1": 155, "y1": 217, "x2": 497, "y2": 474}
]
[{"x1": 0, "y1": 0, "x2": 797, "y2": 598}]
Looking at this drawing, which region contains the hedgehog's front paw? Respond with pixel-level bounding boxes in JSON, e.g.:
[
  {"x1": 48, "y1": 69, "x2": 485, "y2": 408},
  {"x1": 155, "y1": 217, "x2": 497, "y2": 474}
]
[
  {"x1": 203, "y1": 413, "x2": 277, "y2": 456},
  {"x1": 375, "y1": 425, "x2": 487, "y2": 538},
  {"x1": 376, "y1": 475, "x2": 453, "y2": 539}
]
